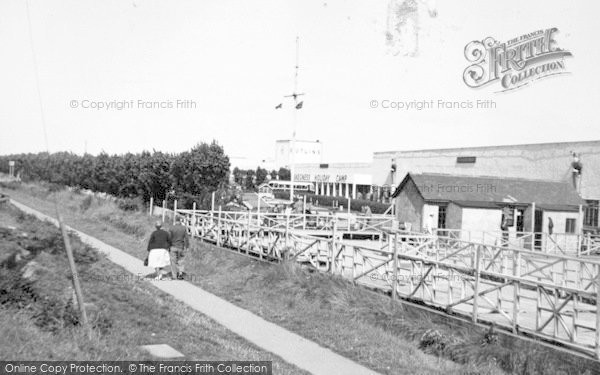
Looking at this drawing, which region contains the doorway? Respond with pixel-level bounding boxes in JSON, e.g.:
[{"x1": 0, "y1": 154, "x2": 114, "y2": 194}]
[{"x1": 534, "y1": 209, "x2": 543, "y2": 250}]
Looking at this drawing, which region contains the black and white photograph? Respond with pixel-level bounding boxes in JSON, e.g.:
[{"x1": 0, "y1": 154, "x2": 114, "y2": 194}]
[{"x1": 1, "y1": 0, "x2": 599, "y2": 374}]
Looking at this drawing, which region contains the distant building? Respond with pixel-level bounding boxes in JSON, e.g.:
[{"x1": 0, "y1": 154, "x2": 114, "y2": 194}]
[
  {"x1": 392, "y1": 173, "x2": 584, "y2": 248},
  {"x1": 293, "y1": 162, "x2": 373, "y2": 199},
  {"x1": 374, "y1": 140, "x2": 600, "y2": 229},
  {"x1": 275, "y1": 140, "x2": 323, "y2": 168}
]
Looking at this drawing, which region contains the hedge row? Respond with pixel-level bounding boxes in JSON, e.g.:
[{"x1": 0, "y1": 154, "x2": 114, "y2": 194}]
[
  {"x1": 274, "y1": 191, "x2": 391, "y2": 214},
  {"x1": 0, "y1": 141, "x2": 230, "y2": 207}
]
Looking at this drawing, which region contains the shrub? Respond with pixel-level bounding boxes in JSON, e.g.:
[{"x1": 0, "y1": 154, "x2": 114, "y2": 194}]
[
  {"x1": 80, "y1": 196, "x2": 93, "y2": 211},
  {"x1": 419, "y1": 329, "x2": 458, "y2": 354},
  {"x1": 0, "y1": 267, "x2": 37, "y2": 308},
  {"x1": 33, "y1": 297, "x2": 80, "y2": 333},
  {"x1": 0, "y1": 181, "x2": 21, "y2": 190},
  {"x1": 117, "y1": 197, "x2": 143, "y2": 212}
]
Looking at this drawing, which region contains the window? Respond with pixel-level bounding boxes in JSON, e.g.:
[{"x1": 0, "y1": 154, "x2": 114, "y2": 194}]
[
  {"x1": 437, "y1": 206, "x2": 447, "y2": 229},
  {"x1": 584, "y1": 200, "x2": 599, "y2": 227},
  {"x1": 456, "y1": 156, "x2": 476, "y2": 164},
  {"x1": 565, "y1": 218, "x2": 577, "y2": 233}
]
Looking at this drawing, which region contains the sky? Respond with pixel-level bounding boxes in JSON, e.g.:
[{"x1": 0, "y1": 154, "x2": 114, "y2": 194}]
[{"x1": 1, "y1": 0, "x2": 599, "y2": 167}]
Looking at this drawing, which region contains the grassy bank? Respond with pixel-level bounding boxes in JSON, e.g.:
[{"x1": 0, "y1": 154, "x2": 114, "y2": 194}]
[
  {"x1": 3, "y1": 181, "x2": 599, "y2": 374},
  {"x1": 0, "y1": 200, "x2": 308, "y2": 374}
]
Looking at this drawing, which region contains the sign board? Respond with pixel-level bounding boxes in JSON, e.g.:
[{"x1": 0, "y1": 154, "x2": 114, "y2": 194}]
[
  {"x1": 8, "y1": 161, "x2": 15, "y2": 167},
  {"x1": 295, "y1": 173, "x2": 350, "y2": 183}
]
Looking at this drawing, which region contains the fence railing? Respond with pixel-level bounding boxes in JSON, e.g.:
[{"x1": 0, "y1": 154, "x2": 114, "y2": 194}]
[
  {"x1": 175, "y1": 208, "x2": 395, "y2": 236},
  {"x1": 168, "y1": 206, "x2": 600, "y2": 257},
  {"x1": 175, "y1": 208, "x2": 600, "y2": 358},
  {"x1": 433, "y1": 228, "x2": 598, "y2": 256}
]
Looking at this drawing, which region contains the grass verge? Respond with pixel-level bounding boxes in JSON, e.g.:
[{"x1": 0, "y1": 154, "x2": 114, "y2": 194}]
[{"x1": 0, "y1": 199, "x2": 309, "y2": 374}]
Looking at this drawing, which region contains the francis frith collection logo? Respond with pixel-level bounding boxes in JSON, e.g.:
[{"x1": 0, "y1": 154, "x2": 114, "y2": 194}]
[{"x1": 463, "y1": 28, "x2": 572, "y2": 92}]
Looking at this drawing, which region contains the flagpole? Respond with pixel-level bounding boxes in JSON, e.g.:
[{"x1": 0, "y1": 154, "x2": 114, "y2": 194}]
[
  {"x1": 279, "y1": 36, "x2": 303, "y2": 205},
  {"x1": 290, "y1": 36, "x2": 300, "y2": 204}
]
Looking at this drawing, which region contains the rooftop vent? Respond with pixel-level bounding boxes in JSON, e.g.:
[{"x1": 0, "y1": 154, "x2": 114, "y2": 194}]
[{"x1": 456, "y1": 156, "x2": 476, "y2": 164}]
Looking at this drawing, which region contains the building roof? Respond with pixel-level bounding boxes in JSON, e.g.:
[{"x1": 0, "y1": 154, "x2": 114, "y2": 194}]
[
  {"x1": 375, "y1": 139, "x2": 600, "y2": 156},
  {"x1": 392, "y1": 173, "x2": 584, "y2": 209}
]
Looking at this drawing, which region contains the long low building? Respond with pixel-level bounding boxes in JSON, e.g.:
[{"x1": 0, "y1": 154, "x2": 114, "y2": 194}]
[
  {"x1": 292, "y1": 162, "x2": 373, "y2": 199},
  {"x1": 292, "y1": 140, "x2": 600, "y2": 232}
]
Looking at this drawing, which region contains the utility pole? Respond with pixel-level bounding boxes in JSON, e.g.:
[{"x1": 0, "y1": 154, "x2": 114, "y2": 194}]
[{"x1": 283, "y1": 36, "x2": 304, "y2": 203}]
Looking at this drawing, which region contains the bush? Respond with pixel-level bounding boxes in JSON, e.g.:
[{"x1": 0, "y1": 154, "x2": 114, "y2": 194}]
[
  {"x1": 0, "y1": 219, "x2": 107, "y2": 334},
  {"x1": 33, "y1": 298, "x2": 80, "y2": 333},
  {"x1": 0, "y1": 181, "x2": 21, "y2": 190},
  {"x1": 117, "y1": 197, "x2": 143, "y2": 212},
  {"x1": 80, "y1": 196, "x2": 93, "y2": 211},
  {"x1": 0, "y1": 267, "x2": 37, "y2": 308},
  {"x1": 419, "y1": 329, "x2": 458, "y2": 354}
]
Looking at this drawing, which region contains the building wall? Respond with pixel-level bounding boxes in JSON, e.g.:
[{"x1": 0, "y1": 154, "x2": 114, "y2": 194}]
[
  {"x1": 395, "y1": 178, "x2": 425, "y2": 231},
  {"x1": 523, "y1": 206, "x2": 534, "y2": 233},
  {"x1": 542, "y1": 211, "x2": 579, "y2": 234},
  {"x1": 460, "y1": 208, "x2": 503, "y2": 244},
  {"x1": 373, "y1": 140, "x2": 600, "y2": 200},
  {"x1": 275, "y1": 140, "x2": 323, "y2": 168},
  {"x1": 445, "y1": 203, "x2": 462, "y2": 230},
  {"x1": 422, "y1": 204, "x2": 439, "y2": 230},
  {"x1": 542, "y1": 210, "x2": 581, "y2": 251}
]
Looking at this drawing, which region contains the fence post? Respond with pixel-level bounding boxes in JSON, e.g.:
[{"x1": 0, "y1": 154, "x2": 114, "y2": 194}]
[
  {"x1": 149, "y1": 197, "x2": 153, "y2": 215},
  {"x1": 173, "y1": 199, "x2": 178, "y2": 225},
  {"x1": 162, "y1": 200, "x2": 166, "y2": 223},
  {"x1": 585, "y1": 232, "x2": 591, "y2": 256},
  {"x1": 512, "y1": 250, "x2": 521, "y2": 333},
  {"x1": 257, "y1": 194, "x2": 261, "y2": 229},
  {"x1": 392, "y1": 230, "x2": 399, "y2": 300},
  {"x1": 347, "y1": 197, "x2": 351, "y2": 231},
  {"x1": 57, "y1": 211, "x2": 89, "y2": 328},
  {"x1": 191, "y1": 201, "x2": 197, "y2": 238},
  {"x1": 596, "y1": 267, "x2": 600, "y2": 359},
  {"x1": 211, "y1": 192, "x2": 215, "y2": 212},
  {"x1": 217, "y1": 206, "x2": 222, "y2": 247},
  {"x1": 247, "y1": 209, "x2": 252, "y2": 251},
  {"x1": 284, "y1": 213, "x2": 290, "y2": 257},
  {"x1": 531, "y1": 202, "x2": 536, "y2": 250},
  {"x1": 303, "y1": 195, "x2": 307, "y2": 230},
  {"x1": 472, "y1": 245, "x2": 482, "y2": 323},
  {"x1": 331, "y1": 218, "x2": 337, "y2": 274}
]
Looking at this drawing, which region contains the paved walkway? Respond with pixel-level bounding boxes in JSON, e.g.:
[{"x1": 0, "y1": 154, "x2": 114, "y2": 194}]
[{"x1": 10, "y1": 199, "x2": 381, "y2": 375}]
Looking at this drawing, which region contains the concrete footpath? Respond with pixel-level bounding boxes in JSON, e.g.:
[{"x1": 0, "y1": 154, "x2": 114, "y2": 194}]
[{"x1": 10, "y1": 200, "x2": 381, "y2": 375}]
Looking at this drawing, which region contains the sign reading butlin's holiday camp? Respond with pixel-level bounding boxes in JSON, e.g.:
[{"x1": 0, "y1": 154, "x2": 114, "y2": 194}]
[
  {"x1": 294, "y1": 173, "x2": 349, "y2": 183},
  {"x1": 463, "y1": 28, "x2": 572, "y2": 92}
]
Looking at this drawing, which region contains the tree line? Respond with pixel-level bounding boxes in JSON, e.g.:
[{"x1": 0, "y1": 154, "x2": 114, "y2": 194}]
[
  {"x1": 0, "y1": 141, "x2": 230, "y2": 207},
  {"x1": 231, "y1": 167, "x2": 290, "y2": 191}
]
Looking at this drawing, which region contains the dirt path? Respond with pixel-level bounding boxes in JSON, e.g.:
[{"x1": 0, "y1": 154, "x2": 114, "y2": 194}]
[{"x1": 10, "y1": 199, "x2": 381, "y2": 375}]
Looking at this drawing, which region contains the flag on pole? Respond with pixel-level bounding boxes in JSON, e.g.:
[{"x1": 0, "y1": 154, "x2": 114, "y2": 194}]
[
  {"x1": 275, "y1": 103, "x2": 282, "y2": 109},
  {"x1": 295, "y1": 101, "x2": 303, "y2": 109}
]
